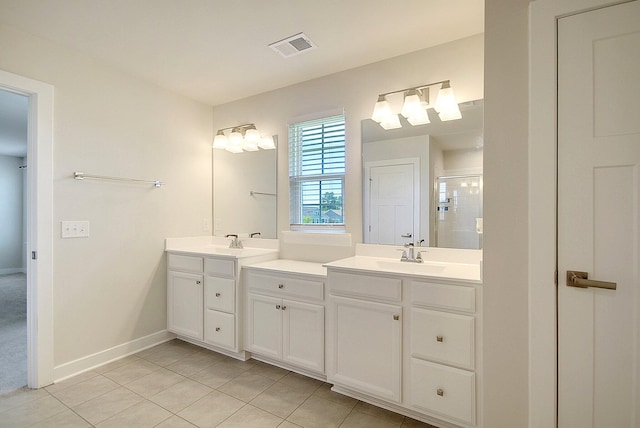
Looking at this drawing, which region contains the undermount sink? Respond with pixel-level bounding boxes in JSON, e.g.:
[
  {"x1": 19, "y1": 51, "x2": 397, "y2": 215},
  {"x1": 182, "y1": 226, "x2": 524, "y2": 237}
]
[{"x1": 375, "y1": 259, "x2": 447, "y2": 274}]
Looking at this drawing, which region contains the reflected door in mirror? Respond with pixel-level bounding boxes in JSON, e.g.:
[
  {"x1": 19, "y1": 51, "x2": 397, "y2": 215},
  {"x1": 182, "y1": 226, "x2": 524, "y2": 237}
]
[{"x1": 365, "y1": 159, "x2": 419, "y2": 245}]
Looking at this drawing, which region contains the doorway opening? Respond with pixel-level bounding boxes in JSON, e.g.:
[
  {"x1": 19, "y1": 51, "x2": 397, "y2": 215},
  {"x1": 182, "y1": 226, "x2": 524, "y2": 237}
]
[{"x1": 0, "y1": 88, "x2": 29, "y2": 393}]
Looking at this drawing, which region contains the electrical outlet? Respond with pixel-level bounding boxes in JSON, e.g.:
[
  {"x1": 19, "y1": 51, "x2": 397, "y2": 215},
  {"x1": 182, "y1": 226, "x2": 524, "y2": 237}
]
[{"x1": 61, "y1": 221, "x2": 90, "y2": 238}]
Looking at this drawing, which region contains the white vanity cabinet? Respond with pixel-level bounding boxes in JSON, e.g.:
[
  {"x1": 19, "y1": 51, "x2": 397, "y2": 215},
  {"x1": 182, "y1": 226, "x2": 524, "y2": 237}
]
[
  {"x1": 166, "y1": 249, "x2": 278, "y2": 359},
  {"x1": 244, "y1": 262, "x2": 326, "y2": 375},
  {"x1": 327, "y1": 271, "x2": 403, "y2": 403},
  {"x1": 325, "y1": 263, "x2": 482, "y2": 428}
]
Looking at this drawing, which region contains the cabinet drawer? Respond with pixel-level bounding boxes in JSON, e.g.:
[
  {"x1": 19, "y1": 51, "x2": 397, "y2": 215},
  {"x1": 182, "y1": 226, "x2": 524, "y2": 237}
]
[
  {"x1": 410, "y1": 359, "x2": 475, "y2": 425},
  {"x1": 168, "y1": 254, "x2": 203, "y2": 273},
  {"x1": 246, "y1": 271, "x2": 324, "y2": 301},
  {"x1": 204, "y1": 258, "x2": 236, "y2": 278},
  {"x1": 204, "y1": 310, "x2": 235, "y2": 349},
  {"x1": 205, "y1": 277, "x2": 235, "y2": 314},
  {"x1": 328, "y1": 271, "x2": 401, "y2": 302},
  {"x1": 411, "y1": 308, "x2": 475, "y2": 369},
  {"x1": 411, "y1": 281, "x2": 476, "y2": 313}
]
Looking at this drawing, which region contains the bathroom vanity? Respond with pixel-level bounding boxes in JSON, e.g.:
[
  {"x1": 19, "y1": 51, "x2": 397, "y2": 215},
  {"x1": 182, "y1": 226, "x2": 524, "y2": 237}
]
[
  {"x1": 324, "y1": 245, "x2": 482, "y2": 428},
  {"x1": 165, "y1": 237, "x2": 481, "y2": 428},
  {"x1": 165, "y1": 236, "x2": 279, "y2": 359}
]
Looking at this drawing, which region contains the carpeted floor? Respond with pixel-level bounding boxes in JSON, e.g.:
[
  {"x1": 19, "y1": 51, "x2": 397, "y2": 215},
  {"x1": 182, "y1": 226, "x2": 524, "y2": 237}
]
[{"x1": 0, "y1": 273, "x2": 27, "y2": 394}]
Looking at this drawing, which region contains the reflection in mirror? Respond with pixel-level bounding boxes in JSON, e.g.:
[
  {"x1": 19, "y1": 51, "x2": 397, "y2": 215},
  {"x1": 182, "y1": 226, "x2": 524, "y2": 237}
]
[
  {"x1": 213, "y1": 137, "x2": 277, "y2": 238},
  {"x1": 362, "y1": 101, "x2": 483, "y2": 249}
]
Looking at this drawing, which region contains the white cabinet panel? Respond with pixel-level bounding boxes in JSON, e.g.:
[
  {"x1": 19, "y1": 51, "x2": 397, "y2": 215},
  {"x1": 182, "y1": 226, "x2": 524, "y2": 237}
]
[
  {"x1": 205, "y1": 276, "x2": 235, "y2": 314},
  {"x1": 411, "y1": 308, "x2": 475, "y2": 369},
  {"x1": 410, "y1": 358, "x2": 475, "y2": 425},
  {"x1": 204, "y1": 257, "x2": 235, "y2": 277},
  {"x1": 246, "y1": 293, "x2": 282, "y2": 360},
  {"x1": 168, "y1": 254, "x2": 203, "y2": 273},
  {"x1": 167, "y1": 271, "x2": 203, "y2": 340},
  {"x1": 411, "y1": 281, "x2": 476, "y2": 313},
  {"x1": 246, "y1": 271, "x2": 324, "y2": 301},
  {"x1": 283, "y1": 300, "x2": 324, "y2": 373},
  {"x1": 329, "y1": 271, "x2": 402, "y2": 302},
  {"x1": 329, "y1": 296, "x2": 402, "y2": 403},
  {"x1": 204, "y1": 310, "x2": 235, "y2": 349}
]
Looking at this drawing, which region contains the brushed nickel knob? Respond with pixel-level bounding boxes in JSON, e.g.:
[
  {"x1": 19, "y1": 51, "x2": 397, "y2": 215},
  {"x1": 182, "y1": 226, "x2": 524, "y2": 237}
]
[
  {"x1": 215, "y1": 292, "x2": 221, "y2": 297},
  {"x1": 393, "y1": 315, "x2": 400, "y2": 320},
  {"x1": 276, "y1": 305, "x2": 281, "y2": 309},
  {"x1": 437, "y1": 388, "x2": 444, "y2": 397},
  {"x1": 196, "y1": 280, "x2": 201, "y2": 284},
  {"x1": 215, "y1": 327, "x2": 221, "y2": 332},
  {"x1": 436, "y1": 335, "x2": 444, "y2": 342},
  {"x1": 282, "y1": 306, "x2": 287, "y2": 310},
  {"x1": 278, "y1": 284, "x2": 284, "y2": 289}
]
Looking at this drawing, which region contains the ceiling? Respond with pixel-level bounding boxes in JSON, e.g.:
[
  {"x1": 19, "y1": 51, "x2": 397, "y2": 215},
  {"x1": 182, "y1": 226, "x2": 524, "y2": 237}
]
[
  {"x1": 0, "y1": 1, "x2": 484, "y2": 157},
  {"x1": 0, "y1": 0, "x2": 484, "y2": 107}
]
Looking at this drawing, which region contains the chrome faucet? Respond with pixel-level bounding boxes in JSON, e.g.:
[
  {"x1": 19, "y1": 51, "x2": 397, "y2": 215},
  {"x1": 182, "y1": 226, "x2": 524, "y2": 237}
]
[
  {"x1": 225, "y1": 234, "x2": 243, "y2": 249},
  {"x1": 401, "y1": 243, "x2": 423, "y2": 263}
]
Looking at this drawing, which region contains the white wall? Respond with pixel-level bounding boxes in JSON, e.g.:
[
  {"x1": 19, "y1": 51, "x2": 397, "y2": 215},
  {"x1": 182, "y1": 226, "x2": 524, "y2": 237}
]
[
  {"x1": 212, "y1": 34, "x2": 484, "y2": 244},
  {"x1": 0, "y1": 23, "x2": 213, "y2": 368},
  {"x1": 483, "y1": 0, "x2": 530, "y2": 426},
  {"x1": 0, "y1": 155, "x2": 24, "y2": 273},
  {"x1": 443, "y1": 148, "x2": 483, "y2": 175}
]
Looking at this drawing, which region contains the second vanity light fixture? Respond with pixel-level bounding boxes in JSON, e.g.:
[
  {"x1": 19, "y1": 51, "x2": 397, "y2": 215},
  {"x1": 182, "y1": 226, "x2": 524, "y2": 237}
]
[
  {"x1": 371, "y1": 80, "x2": 462, "y2": 130},
  {"x1": 212, "y1": 123, "x2": 276, "y2": 153}
]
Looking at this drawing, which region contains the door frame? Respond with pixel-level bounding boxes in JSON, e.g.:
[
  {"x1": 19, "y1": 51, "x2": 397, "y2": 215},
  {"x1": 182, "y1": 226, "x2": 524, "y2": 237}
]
[
  {"x1": 529, "y1": 1, "x2": 632, "y2": 426},
  {"x1": 0, "y1": 69, "x2": 54, "y2": 388},
  {"x1": 363, "y1": 157, "x2": 420, "y2": 244}
]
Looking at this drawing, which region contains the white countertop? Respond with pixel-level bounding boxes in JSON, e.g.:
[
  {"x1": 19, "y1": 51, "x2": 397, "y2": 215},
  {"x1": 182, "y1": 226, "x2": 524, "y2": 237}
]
[
  {"x1": 243, "y1": 259, "x2": 327, "y2": 277},
  {"x1": 165, "y1": 236, "x2": 279, "y2": 259},
  {"x1": 323, "y1": 255, "x2": 481, "y2": 283}
]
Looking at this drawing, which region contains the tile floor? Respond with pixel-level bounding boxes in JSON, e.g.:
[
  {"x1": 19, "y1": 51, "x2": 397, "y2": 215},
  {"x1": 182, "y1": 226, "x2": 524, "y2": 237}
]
[{"x1": 0, "y1": 339, "x2": 436, "y2": 427}]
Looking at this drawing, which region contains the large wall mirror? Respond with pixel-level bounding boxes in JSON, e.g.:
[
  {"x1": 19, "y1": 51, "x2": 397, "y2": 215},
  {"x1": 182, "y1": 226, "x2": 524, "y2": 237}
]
[
  {"x1": 362, "y1": 100, "x2": 483, "y2": 249},
  {"x1": 213, "y1": 138, "x2": 278, "y2": 238}
]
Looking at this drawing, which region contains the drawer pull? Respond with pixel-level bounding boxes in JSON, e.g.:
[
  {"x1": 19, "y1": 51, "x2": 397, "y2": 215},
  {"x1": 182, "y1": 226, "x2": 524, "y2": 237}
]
[
  {"x1": 195, "y1": 280, "x2": 201, "y2": 285},
  {"x1": 276, "y1": 305, "x2": 281, "y2": 310},
  {"x1": 436, "y1": 335, "x2": 444, "y2": 342},
  {"x1": 282, "y1": 306, "x2": 287, "y2": 311},
  {"x1": 437, "y1": 388, "x2": 445, "y2": 397},
  {"x1": 215, "y1": 292, "x2": 221, "y2": 297},
  {"x1": 393, "y1": 314, "x2": 400, "y2": 321},
  {"x1": 215, "y1": 327, "x2": 221, "y2": 332},
  {"x1": 278, "y1": 284, "x2": 284, "y2": 289}
]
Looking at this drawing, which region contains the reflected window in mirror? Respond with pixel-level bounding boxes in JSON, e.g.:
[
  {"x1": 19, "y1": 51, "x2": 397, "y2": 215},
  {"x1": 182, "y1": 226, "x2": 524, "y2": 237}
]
[{"x1": 289, "y1": 114, "x2": 346, "y2": 229}]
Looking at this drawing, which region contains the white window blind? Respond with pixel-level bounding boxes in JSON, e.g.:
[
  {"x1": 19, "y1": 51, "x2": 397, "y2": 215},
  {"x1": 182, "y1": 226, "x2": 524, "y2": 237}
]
[{"x1": 289, "y1": 114, "x2": 346, "y2": 226}]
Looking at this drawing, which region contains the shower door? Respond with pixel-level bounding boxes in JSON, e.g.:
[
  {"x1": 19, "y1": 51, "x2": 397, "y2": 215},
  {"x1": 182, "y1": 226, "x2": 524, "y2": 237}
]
[{"x1": 435, "y1": 175, "x2": 482, "y2": 249}]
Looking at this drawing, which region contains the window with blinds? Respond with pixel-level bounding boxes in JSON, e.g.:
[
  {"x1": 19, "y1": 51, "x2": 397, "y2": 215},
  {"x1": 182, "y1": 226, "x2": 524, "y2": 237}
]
[{"x1": 289, "y1": 114, "x2": 346, "y2": 227}]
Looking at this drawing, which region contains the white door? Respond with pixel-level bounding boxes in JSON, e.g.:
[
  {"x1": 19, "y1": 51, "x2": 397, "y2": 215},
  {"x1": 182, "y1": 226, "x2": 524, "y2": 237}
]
[
  {"x1": 558, "y1": 2, "x2": 640, "y2": 427},
  {"x1": 282, "y1": 299, "x2": 324, "y2": 373},
  {"x1": 167, "y1": 271, "x2": 203, "y2": 340},
  {"x1": 365, "y1": 160, "x2": 418, "y2": 245}
]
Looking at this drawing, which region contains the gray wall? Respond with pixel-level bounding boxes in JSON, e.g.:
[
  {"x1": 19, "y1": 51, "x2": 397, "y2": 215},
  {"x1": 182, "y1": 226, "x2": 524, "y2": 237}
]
[{"x1": 0, "y1": 155, "x2": 24, "y2": 273}]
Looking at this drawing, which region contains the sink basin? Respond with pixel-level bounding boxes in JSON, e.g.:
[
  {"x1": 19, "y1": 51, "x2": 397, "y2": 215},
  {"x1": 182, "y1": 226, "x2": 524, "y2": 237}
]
[{"x1": 375, "y1": 260, "x2": 447, "y2": 274}]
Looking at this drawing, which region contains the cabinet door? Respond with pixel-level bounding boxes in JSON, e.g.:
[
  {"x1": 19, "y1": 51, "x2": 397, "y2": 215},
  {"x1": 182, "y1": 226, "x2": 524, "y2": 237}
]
[
  {"x1": 328, "y1": 296, "x2": 402, "y2": 402},
  {"x1": 283, "y1": 300, "x2": 324, "y2": 373},
  {"x1": 168, "y1": 271, "x2": 203, "y2": 340},
  {"x1": 246, "y1": 293, "x2": 282, "y2": 359}
]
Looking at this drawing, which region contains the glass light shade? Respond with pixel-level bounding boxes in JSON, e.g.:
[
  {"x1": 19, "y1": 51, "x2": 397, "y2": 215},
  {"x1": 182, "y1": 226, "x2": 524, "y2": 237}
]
[
  {"x1": 407, "y1": 108, "x2": 431, "y2": 126},
  {"x1": 401, "y1": 90, "x2": 423, "y2": 119},
  {"x1": 380, "y1": 113, "x2": 402, "y2": 130},
  {"x1": 225, "y1": 144, "x2": 243, "y2": 153},
  {"x1": 212, "y1": 131, "x2": 228, "y2": 149},
  {"x1": 434, "y1": 82, "x2": 459, "y2": 114},
  {"x1": 243, "y1": 139, "x2": 259, "y2": 151},
  {"x1": 259, "y1": 135, "x2": 276, "y2": 149},
  {"x1": 244, "y1": 128, "x2": 261, "y2": 144},
  {"x1": 229, "y1": 129, "x2": 243, "y2": 145},
  {"x1": 438, "y1": 107, "x2": 462, "y2": 121},
  {"x1": 371, "y1": 95, "x2": 392, "y2": 123}
]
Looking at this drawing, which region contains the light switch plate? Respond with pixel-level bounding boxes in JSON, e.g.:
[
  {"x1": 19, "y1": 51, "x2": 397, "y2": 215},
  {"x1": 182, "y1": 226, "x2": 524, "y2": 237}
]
[{"x1": 61, "y1": 221, "x2": 90, "y2": 238}]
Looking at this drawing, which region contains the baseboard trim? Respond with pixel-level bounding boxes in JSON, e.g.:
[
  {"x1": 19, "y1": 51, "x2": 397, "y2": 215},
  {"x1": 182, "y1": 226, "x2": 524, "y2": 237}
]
[
  {"x1": 0, "y1": 267, "x2": 26, "y2": 275},
  {"x1": 53, "y1": 330, "x2": 176, "y2": 383}
]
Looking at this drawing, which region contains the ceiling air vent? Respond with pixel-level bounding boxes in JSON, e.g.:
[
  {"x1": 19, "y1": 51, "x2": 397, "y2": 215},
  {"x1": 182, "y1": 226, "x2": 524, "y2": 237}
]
[{"x1": 268, "y1": 32, "x2": 317, "y2": 58}]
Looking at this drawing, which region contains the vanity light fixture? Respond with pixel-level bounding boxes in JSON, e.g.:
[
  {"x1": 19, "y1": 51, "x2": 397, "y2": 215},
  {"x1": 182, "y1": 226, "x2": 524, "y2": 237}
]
[
  {"x1": 212, "y1": 123, "x2": 276, "y2": 153},
  {"x1": 371, "y1": 80, "x2": 463, "y2": 129}
]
